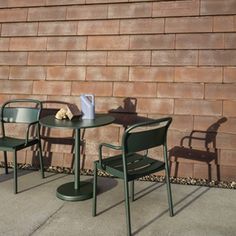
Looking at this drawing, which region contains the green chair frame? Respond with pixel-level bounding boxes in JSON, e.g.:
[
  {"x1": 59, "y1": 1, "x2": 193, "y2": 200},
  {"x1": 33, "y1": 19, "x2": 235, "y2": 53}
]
[
  {"x1": 0, "y1": 99, "x2": 44, "y2": 193},
  {"x1": 93, "y1": 117, "x2": 174, "y2": 236}
]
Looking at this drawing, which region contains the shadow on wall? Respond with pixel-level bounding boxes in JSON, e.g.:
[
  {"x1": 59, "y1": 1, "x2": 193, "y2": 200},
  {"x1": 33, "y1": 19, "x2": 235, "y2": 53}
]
[
  {"x1": 169, "y1": 117, "x2": 227, "y2": 181},
  {"x1": 108, "y1": 97, "x2": 154, "y2": 129}
]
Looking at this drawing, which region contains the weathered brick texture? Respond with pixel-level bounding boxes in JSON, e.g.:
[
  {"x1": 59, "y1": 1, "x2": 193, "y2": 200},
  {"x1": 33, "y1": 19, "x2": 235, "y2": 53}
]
[{"x1": 0, "y1": 0, "x2": 235, "y2": 181}]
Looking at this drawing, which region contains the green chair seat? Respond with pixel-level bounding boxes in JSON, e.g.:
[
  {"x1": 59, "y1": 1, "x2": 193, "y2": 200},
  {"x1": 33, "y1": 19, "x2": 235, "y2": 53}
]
[
  {"x1": 93, "y1": 117, "x2": 174, "y2": 236},
  {"x1": 97, "y1": 153, "x2": 165, "y2": 180},
  {"x1": 0, "y1": 137, "x2": 38, "y2": 151}
]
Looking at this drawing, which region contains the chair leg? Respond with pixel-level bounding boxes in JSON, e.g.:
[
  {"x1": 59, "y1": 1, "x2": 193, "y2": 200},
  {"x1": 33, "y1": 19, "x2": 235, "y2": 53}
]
[
  {"x1": 13, "y1": 151, "x2": 18, "y2": 194},
  {"x1": 38, "y1": 142, "x2": 45, "y2": 179},
  {"x1": 130, "y1": 181, "x2": 134, "y2": 202},
  {"x1": 3, "y1": 151, "x2": 8, "y2": 174},
  {"x1": 124, "y1": 180, "x2": 132, "y2": 236},
  {"x1": 92, "y1": 162, "x2": 98, "y2": 217},
  {"x1": 165, "y1": 165, "x2": 174, "y2": 217}
]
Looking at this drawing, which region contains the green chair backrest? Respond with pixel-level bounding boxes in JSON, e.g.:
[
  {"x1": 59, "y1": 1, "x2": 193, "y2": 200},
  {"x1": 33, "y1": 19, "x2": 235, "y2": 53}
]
[
  {"x1": 1, "y1": 99, "x2": 42, "y2": 124},
  {"x1": 122, "y1": 117, "x2": 172, "y2": 154}
]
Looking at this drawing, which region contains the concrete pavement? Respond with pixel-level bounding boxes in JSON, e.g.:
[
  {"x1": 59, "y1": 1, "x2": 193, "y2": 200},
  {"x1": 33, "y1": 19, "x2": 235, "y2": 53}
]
[{"x1": 0, "y1": 168, "x2": 236, "y2": 236}]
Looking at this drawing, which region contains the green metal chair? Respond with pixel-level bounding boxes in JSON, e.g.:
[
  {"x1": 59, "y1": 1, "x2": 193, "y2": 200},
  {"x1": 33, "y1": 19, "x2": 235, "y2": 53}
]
[
  {"x1": 0, "y1": 99, "x2": 44, "y2": 193},
  {"x1": 93, "y1": 117, "x2": 174, "y2": 236}
]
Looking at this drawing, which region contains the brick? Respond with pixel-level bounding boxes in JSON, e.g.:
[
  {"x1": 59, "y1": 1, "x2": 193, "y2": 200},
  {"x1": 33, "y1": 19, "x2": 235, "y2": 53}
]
[
  {"x1": 0, "y1": 1, "x2": 7, "y2": 7},
  {"x1": 47, "y1": 66, "x2": 86, "y2": 81},
  {"x1": 10, "y1": 94, "x2": 47, "y2": 102},
  {"x1": 10, "y1": 37, "x2": 47, "y2": 51},
  {"x1": 113, "y1": 82, "x2": 157, "y2": 98},
  {"x1": 213, "y1": 16, "x2": 234, "y2": 32},
  {"x1": 153, "y1": 0, "x2": 199, "y2": 17},
  {"x1": 28, "y1": 6, "x2": 66, "y2": 21},
  {"x1": 46, "y1": 0, "x2": 85, "y2": 5},
  {"x1": 77, "y1": 20, "x2": 119, "y2": 35},
  {"x1": 0, "y1": 80, "x2": 32, "y2": 94},
  {"x1": 130, "y1": 67, "x2": 174, "y2": 82},
  {"x1": 86, "y1": 0, "x2": 127, "y2": 3},
  {"x1": 49, "y1": 152, "x2": 64, "y2": 167},
  {"x1": 108, "y1": 51, "x2": 151, "y2": 66},
  {"x1": 220, "y1": 166, "x2": 236, "y2": 181},
  {"x1": 199, "y1": 50, "x2": 236, "y2": 66},
  {"x1": 194, "y1": 116, "x2": 236, "y2": 134},
  {"x1": 0, "y1": 95, "x2": 10, "y2": 104},
  {"x1": 205, "y1": 84, "x2": 236, "y2": 100},
  {"x1": 130, "y1": 34, "x2": 175, "y2": 50},
  {"x1": 224, "y1": 67, "x2": 236, "y2": 83},
  {"x1": 3, "y1": 150, "x2": 26, "y2": 164},
  {"x1": 67, "y1": 52, "x2": 107, "y2": 66},
  {"x1": 47, "y1": 36, "x2": 86, "y2": 50},
  {"x1": 95, "y1": 97, "x2": 124, "y2": 112},
  {"x1": 175, "y1": 99, "x2": 222, "y2": 116},
  {"x1": 166, "y1": 16, "x2": 212, "y2": 33},
  {"x1": 223, "y1": 101, "x2": 236, "y2": 117},
  {"x1": 201, "y1": 0, "x2": 236, "y2": 15},
  {"x1": 0, "y1": 8, "x2": 27, "y2": 22},
  {"x1": 46, "y1": 95, "x2": 80, "y2": 107},
  {"x1": 171, "y1": 115, "x2": 194, "y2": 132},
  {"x1": 63, "y1": 153, "x2": 74, "y2": 168},
  {"x1": 224, "y1": 33, "x2": 236, "y2": 49},
  {"x1": 0, "y1": 38, "x2": 9, "y2": 51},
  {"x1": 67, "y1": 5, "x2": 108, "y2": 20},
  {"x1": 175, "y1": 67, "x2": 222, "y2": 83},
  {"x1": 108, "y1": 2, "x2": 152, "y2": 19},
  {"x1": 87, "y1": 36, "x2": 129, "y2": 50},
  {"x1": 216, "y1": 133, "x2": 236, "y2": 150},
  {"x1": 7, "y1": 0, "x2": 45, "y2": 7},
  {"x1": 0, "y1": 52, "x2": 27, "y2": 65},
  {"x1": 137, "y1": 98, "x2": 174, "y2": 114},
  {"x1": 9, "y1": 66, "x2": 46, "y2": 80},
  {"x1": 120, "y1": 18, "x2": 164, "y2": 34},
  {"x1": 33, "y1": 81, "x2": 71, "y2": 95},
  {"x1": 193, "y1": 163, "x2": 216, "y2": 180},
  {"x1": 1, "y1": 23, "x2": 38, "y2": 36},
  {"x1": 158, "y1": 83, "x2": 204, "y2": 99},
  {"x1": 152, "y1": 50, "x2": 198, "y2": 66},
  {"x1": 0, "y1": 66, "x2": 9, "y2": 79},
  {"x1": 86, "y1": 67, "x2": 128, "y2": 81},
  {"x1": 85, "y1": 126, "x2": 120, "y2": 143},
  {"x1": 71, "y1": 81, "x2": 113, "y2": 96},
  {"x1": 176, "y1": 33, "x2": 224, "y2": 49},
  {"x1": 170, "y1": 162, "x2": 194, "y2": 178},
  {"x1": 38, "y1": 22, "x2": 77, "y2": 36},
  {"x1": 28, "y1": 52, "x2": 66, "y2": 65},
  {"x1": 220, "y1": 149, "x2": 236, "y2": 166}
]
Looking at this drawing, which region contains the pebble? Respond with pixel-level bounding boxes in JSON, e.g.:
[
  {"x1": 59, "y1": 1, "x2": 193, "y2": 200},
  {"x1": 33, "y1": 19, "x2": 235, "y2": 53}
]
[{"x1": 1, "y1": 163, "x2": 235, "y2": 189}]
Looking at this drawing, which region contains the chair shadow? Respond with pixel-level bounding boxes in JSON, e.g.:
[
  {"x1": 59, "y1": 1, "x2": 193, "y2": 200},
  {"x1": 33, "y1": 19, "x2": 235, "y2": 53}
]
[
  {"x1": 0, "y1": 168, "x2": 33, "y2": 183},
  {"x1": 132, "y1": 185, "x2": 210, "y2": 235},
  {"x1": 95, "y1": 178, "x2": 210, "y2": 235},
  {"x1": 96, "y1": 181, "x2": 164, "y2": 216},
  {"x1": 108, "y1": 97, "x2": 154, "y2": 129},
  {"x1": 169, "y1": 117, "x2": 227, "y2": 181},
  {"x1": 18, "y1": 171, "x2": 69, "y2": 194}
]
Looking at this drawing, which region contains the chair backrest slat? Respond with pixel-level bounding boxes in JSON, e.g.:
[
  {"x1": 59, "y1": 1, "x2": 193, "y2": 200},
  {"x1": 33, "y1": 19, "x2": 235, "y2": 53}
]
[
  {"x1": 1, "y1": 99, "x2": 42, "y2": 124},
  {"x1": 122, "y1": 117, "x2": 172, "y2": 154},
  {"x1": 3, "y1": 107, "x2": 40, "y2": 123}
]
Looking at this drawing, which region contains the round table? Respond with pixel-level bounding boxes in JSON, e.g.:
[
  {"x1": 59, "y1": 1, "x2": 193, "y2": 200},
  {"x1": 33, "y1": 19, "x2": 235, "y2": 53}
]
[{"x1": 40, "y1": 114, "x2": 114, "y2": 201}]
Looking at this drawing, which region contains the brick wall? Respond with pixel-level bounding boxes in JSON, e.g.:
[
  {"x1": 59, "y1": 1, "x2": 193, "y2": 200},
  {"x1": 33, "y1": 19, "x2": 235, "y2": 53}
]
[{"x1": 0, "y1": 0, "x2": 236, "y2": 181}]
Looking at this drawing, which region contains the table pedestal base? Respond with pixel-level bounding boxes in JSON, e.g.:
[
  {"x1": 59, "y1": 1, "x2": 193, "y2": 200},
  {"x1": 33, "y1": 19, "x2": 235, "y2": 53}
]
[{"x1": 56, "y1": 181, "x2": 93, "y2": 201}]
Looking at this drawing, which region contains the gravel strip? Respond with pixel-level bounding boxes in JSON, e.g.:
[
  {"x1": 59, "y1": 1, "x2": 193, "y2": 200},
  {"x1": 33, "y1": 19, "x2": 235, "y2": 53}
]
[{"x1": 1, "y1": 163, "x2": 235, "y2": 190}]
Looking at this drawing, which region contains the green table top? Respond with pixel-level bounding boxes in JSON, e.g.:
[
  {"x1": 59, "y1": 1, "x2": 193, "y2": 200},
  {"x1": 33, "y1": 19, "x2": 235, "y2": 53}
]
[{"x1": 40, "y1": 114, "x2": 115, "y2": 130}]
